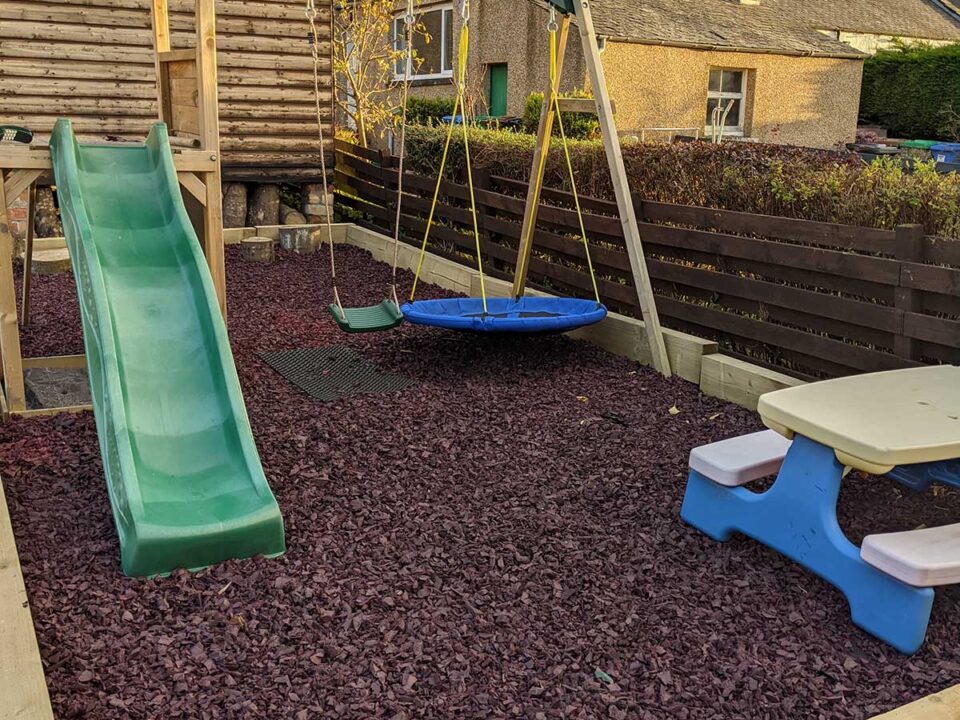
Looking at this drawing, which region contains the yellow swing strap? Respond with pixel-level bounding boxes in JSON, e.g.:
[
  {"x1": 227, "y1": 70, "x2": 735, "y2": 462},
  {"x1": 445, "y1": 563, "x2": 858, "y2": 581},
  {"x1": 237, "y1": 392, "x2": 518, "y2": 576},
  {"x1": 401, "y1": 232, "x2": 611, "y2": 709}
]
[
  {"x1": 548, "y1": 16, "x2": 601, "y2": 306},
  {"x1": 410, "y1": 2, "x2": 487, "y2": 313}
]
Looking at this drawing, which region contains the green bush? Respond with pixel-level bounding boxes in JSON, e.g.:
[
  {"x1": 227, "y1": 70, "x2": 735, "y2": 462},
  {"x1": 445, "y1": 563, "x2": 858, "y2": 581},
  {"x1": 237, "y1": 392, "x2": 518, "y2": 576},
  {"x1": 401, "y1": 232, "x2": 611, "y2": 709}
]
[
  {"x1": 860, "y1": 43, "x2": 960, "y2": 140},
  {"x1": 521, "y1": 91, "x2": 600, "y2": 140},
  {"x1": 402, "y1": 124, "x2": 960, "y2": 238},
  {"x1": 405, "y1": 97, "x2": 457, "y2": 126}
]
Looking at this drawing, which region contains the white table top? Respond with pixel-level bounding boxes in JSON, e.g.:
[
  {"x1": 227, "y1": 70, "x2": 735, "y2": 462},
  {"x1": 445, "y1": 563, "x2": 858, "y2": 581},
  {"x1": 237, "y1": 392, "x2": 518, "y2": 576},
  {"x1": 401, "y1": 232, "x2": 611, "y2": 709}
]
[{"x1": 758, "y1": 366, "x2": 960, "y2": 472}]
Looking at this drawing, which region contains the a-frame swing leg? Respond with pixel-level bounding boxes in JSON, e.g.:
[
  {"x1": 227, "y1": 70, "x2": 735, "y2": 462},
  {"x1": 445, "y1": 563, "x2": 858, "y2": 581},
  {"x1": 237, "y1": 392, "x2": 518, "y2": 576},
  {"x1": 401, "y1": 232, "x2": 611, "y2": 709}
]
[
  {"x1": 577, "y1": 0, "x2": 671, "y2": 377},
  {"x1": 513, "y1": 14, "x2": 572, "y2": 299}
]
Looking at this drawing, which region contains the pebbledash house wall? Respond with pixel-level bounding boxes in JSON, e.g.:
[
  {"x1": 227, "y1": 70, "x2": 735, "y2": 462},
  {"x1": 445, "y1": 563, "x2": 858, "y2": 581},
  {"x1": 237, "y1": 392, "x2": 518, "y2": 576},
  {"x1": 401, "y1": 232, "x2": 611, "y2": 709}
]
[
  {"x1": 402, "y1": 0, "x2": 585, "y2": 117},
  {"x1": 403, "y1": 3, "x2": 861, "y2": 149},
  {"x1": 599, "y1": 42, "x2": 864, "y2": 149}
]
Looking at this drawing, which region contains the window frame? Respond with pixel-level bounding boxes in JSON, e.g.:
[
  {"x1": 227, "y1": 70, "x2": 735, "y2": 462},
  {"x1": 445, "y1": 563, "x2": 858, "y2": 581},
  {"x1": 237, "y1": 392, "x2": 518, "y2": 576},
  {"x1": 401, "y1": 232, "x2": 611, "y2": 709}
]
[
  {"x1": 705, "y1": 67, "x2": 747, "y2": 137},
  {"x1": 393, "y1": 3, "x2": 454, "y2": 82}
]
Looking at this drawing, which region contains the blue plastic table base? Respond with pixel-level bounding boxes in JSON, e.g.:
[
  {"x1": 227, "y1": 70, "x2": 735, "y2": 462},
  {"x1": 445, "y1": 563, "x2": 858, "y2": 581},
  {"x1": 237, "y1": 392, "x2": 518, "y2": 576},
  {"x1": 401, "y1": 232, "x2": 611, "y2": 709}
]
[
  {"x1": 681, "y1": 434, "x2": 935, "y2": 654},
  {"x1": 887, "y1": 460, "x2": 960, "y2": 494}
]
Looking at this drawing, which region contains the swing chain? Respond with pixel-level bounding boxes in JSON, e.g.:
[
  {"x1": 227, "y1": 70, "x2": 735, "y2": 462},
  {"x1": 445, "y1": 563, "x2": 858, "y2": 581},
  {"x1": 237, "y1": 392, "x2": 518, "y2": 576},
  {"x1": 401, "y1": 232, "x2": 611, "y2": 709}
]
[{"x1": 547, "y1": 7, "x2": 559, "y2": 33}]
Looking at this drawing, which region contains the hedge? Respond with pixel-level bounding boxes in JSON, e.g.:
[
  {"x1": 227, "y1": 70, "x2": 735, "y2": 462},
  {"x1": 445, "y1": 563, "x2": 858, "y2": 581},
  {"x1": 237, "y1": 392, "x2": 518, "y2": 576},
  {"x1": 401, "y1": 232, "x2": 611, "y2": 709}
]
[
  {"x1": 860, "y1": 43, "x2": 960, "y2": 140},
  {"x1": 403, "y1": 124, "x2": 960, "y2": 238},
  {"x1": 521, "y1": 92, "x2": 599, "y2": 140},
  {"x1": 405, "y1": 97, "x2": 457, "y2": 126}
]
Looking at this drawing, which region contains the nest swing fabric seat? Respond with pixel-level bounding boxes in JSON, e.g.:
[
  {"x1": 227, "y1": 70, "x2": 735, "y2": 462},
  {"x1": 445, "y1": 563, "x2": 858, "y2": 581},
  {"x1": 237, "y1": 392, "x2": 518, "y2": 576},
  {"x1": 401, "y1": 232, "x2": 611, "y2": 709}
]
[{"x1": 400, "y1": 297, "x2": 607, "y2": 333}]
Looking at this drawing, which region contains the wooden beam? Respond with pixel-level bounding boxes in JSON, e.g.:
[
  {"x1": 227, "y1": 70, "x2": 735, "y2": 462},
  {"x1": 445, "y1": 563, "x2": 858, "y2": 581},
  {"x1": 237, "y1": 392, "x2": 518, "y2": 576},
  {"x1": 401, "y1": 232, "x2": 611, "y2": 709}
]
[
  {"x1": 573, "y1": 0, "x2": 672, "y2": 377},
  {"x1": 513, "y1": 15, "x2": 572, "y2": 298},
  {"x1": 195, "y1": 0, "x2": 227, "y2": 318},
  {"x1": 0, "y1": 148, "x2": 216, "y2": 174},
  {"x1": 10, "y1": 405, "x2": 93, "y2": 419},
  {"x1": 0, "y1": 149, "x2": 50, "y2": 170},
  {"x1": 177, "y1": 171, "x2": 207, "y2": 206},
  {"x1": 3, "y1": 169, "x2": 43, "y2": 205},
  {"x1": 158, "y1": 49, "x2": 196, "y2": 64},
  {"x1": 0, "y1": 178, "x2": 27, "y2": 412},
  {"x1": 0, "y1": 476, "x2": 54, "y2": 719},
  {"x1": 872, "y1": 686, "x2": 960, "y2": 719},
  {"x1": 20, "y1": 183, "x2": 37, "y2": 326},
  {"x1": 174, "y1": 150, "x2": 218, "y2": 173},
  {"x1": 22, "y1": 355, "x2": 86, "y2": 370},
  {"x1": 555, "y1": 97, "x2": 617, "y2": 115}
]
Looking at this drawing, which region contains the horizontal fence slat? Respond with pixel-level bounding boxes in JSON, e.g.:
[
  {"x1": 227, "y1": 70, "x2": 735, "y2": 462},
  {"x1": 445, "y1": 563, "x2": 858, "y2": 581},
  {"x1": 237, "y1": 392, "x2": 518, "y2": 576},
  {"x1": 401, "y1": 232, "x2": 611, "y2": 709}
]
[
  {"x1": 656, "y1": 297, "x2": 910, "y2": 374},
  {"x1": 646, "y1": 260, "x2": 902, "y2": 334},
  {"x1": 640, "y1": 224, "x2": 901, "y2": 286},
  {"x1": 637, "y1": 199, "x2": 899, "y2": 255}
]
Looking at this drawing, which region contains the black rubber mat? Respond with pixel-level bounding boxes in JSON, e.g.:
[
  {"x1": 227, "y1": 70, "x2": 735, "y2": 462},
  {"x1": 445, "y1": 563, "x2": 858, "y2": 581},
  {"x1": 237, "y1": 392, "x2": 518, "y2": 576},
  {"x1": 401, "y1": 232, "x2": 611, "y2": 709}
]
[{"x1": 260, "y1": 346, "x2": 414, "y2": 402}]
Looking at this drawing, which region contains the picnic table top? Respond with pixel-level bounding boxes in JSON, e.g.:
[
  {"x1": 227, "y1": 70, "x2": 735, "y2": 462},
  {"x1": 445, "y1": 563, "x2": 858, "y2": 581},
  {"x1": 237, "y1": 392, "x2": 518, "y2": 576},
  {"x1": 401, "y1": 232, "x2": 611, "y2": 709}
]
[{"x1": 758, "y1": 366, "x2": 960, "y2": 472}]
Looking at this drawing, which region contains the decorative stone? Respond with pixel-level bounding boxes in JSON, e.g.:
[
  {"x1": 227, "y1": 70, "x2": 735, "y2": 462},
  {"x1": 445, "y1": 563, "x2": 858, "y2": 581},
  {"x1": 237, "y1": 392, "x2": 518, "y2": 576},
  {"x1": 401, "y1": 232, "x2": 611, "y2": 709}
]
[
  {"x1": 24, "y1": 247, "x2": 72, "y2": 275},
  {"x1": 302, "y1": 183, "x2": 333, "y2": 223},
  {"x1": 283, "y1": 207, "x2": 308, "y2": 226},
  {"x1": 278, "y1": 225, "x2": 320, "y2": 254},
  {"x1": 241, "y1": 236, "x2": 275, "y2": 263},
  {"x1": 247, "y1": 184, "x2": 281, "y2": 227},
  {"x1": 35, "y1": 187, "x2": 62, "y2": 238},
  {"x1": 222, "y1": 183, "x2": 248, "y2": 228}
]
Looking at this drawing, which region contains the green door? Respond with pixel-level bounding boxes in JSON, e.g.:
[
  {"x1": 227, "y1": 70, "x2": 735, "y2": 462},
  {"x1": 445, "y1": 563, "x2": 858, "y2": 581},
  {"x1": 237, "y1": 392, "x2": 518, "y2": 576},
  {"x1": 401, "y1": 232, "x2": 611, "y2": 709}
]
[{"x1": 489, "y1": 64, "x2": 508, "y2": 117}]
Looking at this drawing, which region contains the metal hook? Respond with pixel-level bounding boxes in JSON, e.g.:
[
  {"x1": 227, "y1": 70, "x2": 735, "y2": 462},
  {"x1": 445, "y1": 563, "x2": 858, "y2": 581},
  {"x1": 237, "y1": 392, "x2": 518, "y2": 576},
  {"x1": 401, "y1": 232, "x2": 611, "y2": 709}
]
[{"x1": 547, "y1": 7, "x2": 558, "y2": 32}]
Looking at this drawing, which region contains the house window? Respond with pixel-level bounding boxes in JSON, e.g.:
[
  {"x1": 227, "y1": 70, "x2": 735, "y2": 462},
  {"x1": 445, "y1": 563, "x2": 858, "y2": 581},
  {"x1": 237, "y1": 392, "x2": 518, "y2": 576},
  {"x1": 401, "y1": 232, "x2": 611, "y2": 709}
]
[
  {"x1": 706, "y1": 68, "x2": 746, "y2": 135},
  {"x1": 393, "y1": 5, "x2": 454, "y2": 81}
]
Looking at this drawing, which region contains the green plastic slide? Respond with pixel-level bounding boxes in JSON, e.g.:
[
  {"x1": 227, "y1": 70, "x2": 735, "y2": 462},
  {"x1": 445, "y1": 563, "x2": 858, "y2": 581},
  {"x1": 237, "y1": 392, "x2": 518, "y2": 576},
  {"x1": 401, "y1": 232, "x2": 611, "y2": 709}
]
[{"x1": 50, "y1": 119, "x2": 285, "y2": 577}]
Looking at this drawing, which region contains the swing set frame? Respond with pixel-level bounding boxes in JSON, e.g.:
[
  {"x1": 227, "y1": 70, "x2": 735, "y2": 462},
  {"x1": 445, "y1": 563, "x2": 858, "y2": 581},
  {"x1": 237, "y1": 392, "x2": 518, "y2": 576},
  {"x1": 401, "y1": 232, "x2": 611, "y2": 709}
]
[
  {"x1": 401, "y1": 0, "x2": 672, "y2": 375},
  {"x1": 519, "y1": 0, "x2": 672, "y2": 377}
]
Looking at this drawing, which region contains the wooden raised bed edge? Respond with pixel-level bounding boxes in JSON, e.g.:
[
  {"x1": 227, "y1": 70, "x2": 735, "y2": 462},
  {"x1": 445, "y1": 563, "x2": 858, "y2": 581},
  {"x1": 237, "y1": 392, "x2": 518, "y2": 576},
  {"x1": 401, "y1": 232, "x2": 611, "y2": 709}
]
[{"x1": 342, "y1": 223, "x2": 801, "y2": 408}]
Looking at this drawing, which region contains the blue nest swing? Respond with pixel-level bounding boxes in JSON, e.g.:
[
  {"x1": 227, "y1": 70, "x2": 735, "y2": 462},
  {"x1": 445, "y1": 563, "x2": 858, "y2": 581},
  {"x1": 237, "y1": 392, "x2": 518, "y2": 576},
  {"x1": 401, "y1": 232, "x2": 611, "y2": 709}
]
[{"x1": 401, "y1": 296, "x2": 607, "y2": 333}]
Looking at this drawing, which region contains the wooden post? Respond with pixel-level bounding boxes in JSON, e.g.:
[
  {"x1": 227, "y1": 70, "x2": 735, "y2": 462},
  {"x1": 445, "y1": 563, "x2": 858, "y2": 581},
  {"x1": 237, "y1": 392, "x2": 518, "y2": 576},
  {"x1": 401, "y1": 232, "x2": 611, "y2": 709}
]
[
  {"x1": 0, "y1": 177, "x2": 26, "y2": 412},
  {"x1": 894, "y1": 223, "x2": 925, "y2": 362},
  {"x1": 151, "y1": 0, "x2": 172, "y2": 124},
  {"x1": 20, "y1": 183, "x2": 37, "y2": 326},
  {"x1": 573, "y1": 0, "x2": 671, "y2": 377},
  {"x1": 194, "y1": 0, "x2": 227, "y2": 319},
  {"x1": 512, "y1": 15, "x2": 571, "y2": 297}
]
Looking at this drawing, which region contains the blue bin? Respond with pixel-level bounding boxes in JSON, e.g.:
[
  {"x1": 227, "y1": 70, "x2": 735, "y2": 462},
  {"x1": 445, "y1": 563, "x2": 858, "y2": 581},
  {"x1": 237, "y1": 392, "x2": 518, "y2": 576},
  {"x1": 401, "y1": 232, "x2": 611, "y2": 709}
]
[{"x1": 931, "y1": 143, "x2": 960, "y2": 163}]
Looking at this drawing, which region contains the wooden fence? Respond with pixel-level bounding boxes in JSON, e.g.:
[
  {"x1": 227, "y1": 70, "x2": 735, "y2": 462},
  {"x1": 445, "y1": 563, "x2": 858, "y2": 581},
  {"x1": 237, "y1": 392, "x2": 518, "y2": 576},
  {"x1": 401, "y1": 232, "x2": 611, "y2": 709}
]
[{"x1": 334, "y1": 139, "x2": 960, "y2": 380}]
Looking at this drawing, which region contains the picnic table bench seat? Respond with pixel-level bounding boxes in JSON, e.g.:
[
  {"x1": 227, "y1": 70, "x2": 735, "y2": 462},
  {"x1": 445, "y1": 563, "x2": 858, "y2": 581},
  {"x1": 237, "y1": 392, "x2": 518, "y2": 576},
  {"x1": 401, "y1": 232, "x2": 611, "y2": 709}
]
[
  {"x1": 862, "y1": 524, "x2": 960, "y2": 587},
  {"x1": 688, "y1": 430, "x2": 792, "y2": 487}
]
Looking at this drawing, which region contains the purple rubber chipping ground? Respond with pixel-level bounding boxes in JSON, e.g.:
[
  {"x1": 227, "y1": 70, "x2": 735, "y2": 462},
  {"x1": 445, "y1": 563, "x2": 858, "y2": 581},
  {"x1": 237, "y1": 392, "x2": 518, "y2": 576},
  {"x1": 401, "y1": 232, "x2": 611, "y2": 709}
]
[{"x1": 2, "y1": 245, "x2": 959, "y2": 719}]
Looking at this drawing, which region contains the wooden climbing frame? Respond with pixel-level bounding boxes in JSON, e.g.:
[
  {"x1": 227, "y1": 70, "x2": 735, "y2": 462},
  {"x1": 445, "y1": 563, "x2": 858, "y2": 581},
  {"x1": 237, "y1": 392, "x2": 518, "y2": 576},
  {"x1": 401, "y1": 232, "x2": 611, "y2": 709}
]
[{"x1": 0, "y1": 0, "x2": 225, "y2": 420}]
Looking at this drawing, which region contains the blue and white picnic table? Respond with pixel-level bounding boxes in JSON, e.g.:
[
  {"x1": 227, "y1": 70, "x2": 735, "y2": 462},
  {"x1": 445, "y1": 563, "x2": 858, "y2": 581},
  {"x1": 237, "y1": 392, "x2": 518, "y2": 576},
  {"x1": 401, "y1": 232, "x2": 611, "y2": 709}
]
[{"x1": 682, "y1": 365, "x2": 960, "y2": 653}]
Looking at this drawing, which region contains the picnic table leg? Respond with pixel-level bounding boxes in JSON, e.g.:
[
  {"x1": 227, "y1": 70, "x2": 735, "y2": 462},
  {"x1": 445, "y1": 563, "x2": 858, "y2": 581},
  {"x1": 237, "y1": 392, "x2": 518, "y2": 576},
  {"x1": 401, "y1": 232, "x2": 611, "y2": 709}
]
[{"x1": 681, "y1": 435, "x2": 935, "y2": 654}]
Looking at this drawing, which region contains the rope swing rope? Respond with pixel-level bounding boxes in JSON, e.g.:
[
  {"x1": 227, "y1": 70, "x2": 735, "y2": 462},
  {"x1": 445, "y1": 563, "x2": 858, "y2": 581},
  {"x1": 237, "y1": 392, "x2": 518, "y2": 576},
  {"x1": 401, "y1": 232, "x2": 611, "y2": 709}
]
[
  {"x1": 410, "y1": 0, "x2": 488, "y2": 313},
  {"x1": 410, "y1": 3, "x2": 601, "y2": 310},
  {"x1": 545, "y1": 7, "x2": 601, "y2": 306},
  {"x1": 308, "y1": 0, "x2": 413, "y2": 332}
]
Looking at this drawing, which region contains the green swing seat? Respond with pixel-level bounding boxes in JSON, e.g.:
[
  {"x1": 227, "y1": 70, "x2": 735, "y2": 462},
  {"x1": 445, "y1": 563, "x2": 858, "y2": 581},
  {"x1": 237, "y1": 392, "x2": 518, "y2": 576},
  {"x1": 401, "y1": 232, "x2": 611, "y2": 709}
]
[{"x1": 328, "y1": 299, "x2": 404, "y2": 333}]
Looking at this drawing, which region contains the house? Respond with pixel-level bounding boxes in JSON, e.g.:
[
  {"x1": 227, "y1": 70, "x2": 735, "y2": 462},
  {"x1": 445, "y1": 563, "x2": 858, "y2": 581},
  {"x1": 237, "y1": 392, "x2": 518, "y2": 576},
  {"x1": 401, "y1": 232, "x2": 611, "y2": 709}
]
[
  {"x1": 766, "y1": 0, "x2": 960, "y2": 55},
  {"x1": 397, "y1": 0, "x2": 960, "y2": 148}
]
